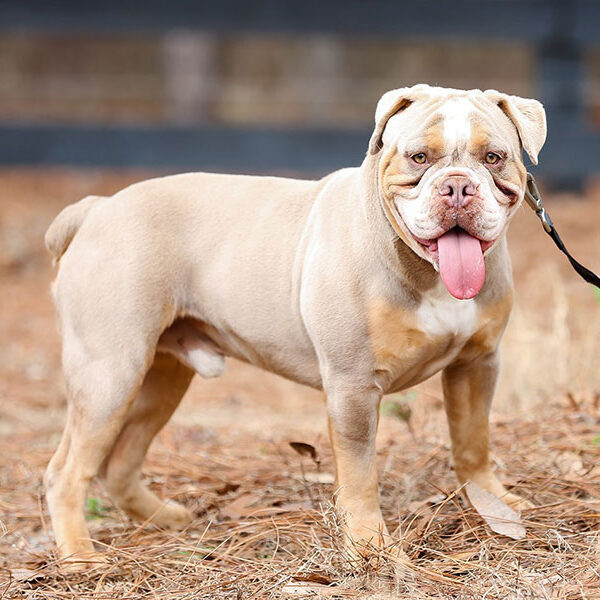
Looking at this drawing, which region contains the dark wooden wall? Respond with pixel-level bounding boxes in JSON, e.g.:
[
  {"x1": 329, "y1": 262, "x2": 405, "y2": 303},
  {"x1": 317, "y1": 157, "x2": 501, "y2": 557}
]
[{"x1": 0, "y1": 0, "x2": 598, "y2": 187}]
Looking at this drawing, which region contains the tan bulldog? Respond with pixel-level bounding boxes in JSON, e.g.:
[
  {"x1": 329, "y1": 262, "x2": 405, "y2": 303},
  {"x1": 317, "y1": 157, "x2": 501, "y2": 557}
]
[{"x1": 44, "y1": 84, "x2": 546, "y2": 565}]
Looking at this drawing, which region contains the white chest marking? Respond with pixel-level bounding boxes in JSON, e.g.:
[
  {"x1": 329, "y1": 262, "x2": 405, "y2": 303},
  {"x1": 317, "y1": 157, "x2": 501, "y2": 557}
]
[{"x1": 417, "y1": 283, "x2": 478, "y2": 340}]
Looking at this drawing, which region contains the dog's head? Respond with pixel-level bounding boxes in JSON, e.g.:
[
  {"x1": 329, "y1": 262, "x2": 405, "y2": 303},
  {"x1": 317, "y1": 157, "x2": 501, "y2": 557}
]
[{"x1": 370, "y1": 84, "x2": 546, "y2": 299}]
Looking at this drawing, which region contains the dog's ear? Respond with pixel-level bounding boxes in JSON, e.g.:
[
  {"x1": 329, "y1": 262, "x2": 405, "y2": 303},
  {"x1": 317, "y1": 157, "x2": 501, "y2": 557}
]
[
  {"x1": 484, "y1": 90, "x2": 547, "y2": 165},
  {"x1": 368, "y1": 85, "x2": 430, "y2": 155}
]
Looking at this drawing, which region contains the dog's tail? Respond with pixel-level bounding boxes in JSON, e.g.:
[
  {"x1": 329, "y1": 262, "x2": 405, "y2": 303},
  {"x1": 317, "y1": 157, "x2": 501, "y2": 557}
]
[{"x1": 45, "y1": 195, "x2": 106, "y2": 264}]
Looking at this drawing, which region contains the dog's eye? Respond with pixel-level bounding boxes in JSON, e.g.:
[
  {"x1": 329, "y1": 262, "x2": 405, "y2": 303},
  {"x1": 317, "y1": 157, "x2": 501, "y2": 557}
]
[
  {"x1": 411, "y1": 152, "x2": 427, "y2": 165},
  {"x1": 485, "y1": 152, "x2": 501, "y2": 165}
]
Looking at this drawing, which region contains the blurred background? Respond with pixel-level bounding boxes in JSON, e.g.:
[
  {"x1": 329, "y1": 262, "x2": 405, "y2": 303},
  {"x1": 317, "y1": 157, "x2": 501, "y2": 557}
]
[
  {"x1": 0, "y1": 0, "x2": 598, "y2": 438},
  {"x1": 0, "y1": 0, "x2": 599, "y2": 183}
]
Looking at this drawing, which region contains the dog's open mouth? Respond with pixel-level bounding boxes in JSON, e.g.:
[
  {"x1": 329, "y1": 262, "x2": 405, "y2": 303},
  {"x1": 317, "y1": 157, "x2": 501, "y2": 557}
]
[{"x1": 413, "y1": 227, "x2": 495, "y2": 300}]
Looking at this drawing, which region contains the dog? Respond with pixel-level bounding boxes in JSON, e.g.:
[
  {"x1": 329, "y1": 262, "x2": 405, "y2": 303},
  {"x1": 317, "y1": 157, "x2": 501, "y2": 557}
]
[{"x1": 44, "y1": 84, "x2": 546, "y2": 565}]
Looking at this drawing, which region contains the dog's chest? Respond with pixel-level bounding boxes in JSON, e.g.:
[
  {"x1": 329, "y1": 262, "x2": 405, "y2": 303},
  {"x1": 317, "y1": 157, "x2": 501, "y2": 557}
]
[
  {"x1": 368, "y1": 288, "x2": 478, "y2": 391},
  {"x1": 416, "y1": 290, "x2": 478, "y2": 340}
]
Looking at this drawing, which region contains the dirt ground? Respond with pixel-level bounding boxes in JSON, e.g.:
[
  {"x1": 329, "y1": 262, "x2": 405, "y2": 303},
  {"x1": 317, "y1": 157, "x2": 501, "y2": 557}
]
[{"x1": 0, "y1": 168, "x2": 599, "y2": 598}]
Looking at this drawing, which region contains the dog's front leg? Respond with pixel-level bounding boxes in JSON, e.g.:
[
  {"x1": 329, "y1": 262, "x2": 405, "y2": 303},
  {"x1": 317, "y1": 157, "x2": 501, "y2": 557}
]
[
  {"x1": 442, "y1": 352, "x2": 532, "y2": 509},
  {"x1": 326, "y1": 386, "x2": 391, "y2": 555}
]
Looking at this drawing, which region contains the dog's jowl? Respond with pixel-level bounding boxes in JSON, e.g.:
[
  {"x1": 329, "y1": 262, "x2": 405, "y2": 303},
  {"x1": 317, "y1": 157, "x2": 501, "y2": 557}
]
[{"x1": 44, "y1": 84, "x2": 546, "y2": 565}]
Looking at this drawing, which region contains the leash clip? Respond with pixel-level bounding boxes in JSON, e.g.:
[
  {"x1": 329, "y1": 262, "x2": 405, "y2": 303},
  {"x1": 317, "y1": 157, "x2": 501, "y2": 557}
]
[{"x1": 525, "y1": 173, "x2": 552, "y2": 233}]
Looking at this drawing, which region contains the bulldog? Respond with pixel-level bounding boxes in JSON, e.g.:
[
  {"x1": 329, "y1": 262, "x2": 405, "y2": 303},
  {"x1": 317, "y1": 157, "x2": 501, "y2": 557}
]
[{"x1": 44, "y1": 84, "x2": 546, "y2": 565}]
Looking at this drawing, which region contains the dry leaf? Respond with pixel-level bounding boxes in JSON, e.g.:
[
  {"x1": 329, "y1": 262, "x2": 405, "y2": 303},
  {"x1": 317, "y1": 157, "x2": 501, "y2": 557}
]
[
  {"x1": 407, "y1": 493, "x2": 446, "y2": 513},
  {"x1": 215, "y1": 482, "x2": 240, "y2": 495},
  {"x1": 222, "y1": 496, "x2": 309, "y2": 519},
  {"x1": 302, "y1": 472, "x2": 335, "y2": 484},
  {"x1": 521, "y1": 569, "x2": 563, "y2": 596},
  {"x1": 289, "y1": 442, "x2": 320, "y2": 466},
  {"x1": 448, "y1": 551, "x2": 476, "y2": 561},
  {"x1": 241, "y1": 501, "x2": 311, "y2": 517},
  {"x1": 554, "y1": 451, "x2": 585, "y2": 478},
  {"x1": 280, "y1": 582, "x2": 322, "y2": 596},
  {"x1": 220, "y1": 493, "x2": 260, "y2": 520},
  {"x1": 465, "y1": 481, "x2": 526, "y2": 540},
  {"x1": 281, "y1": 582, "x2": 348, "y2": 597},
  {"x1": 292, "y1": 572, "x2": 333, "y2": 585},
  {"x1": 10, "y1": 567, "x2": 46, "y2": 582}
]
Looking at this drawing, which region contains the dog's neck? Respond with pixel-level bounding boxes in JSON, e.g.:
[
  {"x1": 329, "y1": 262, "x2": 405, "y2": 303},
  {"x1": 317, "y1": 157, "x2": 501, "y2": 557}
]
[{"x1": 359, "y1": 152, "x2": 439, "y2": 296}]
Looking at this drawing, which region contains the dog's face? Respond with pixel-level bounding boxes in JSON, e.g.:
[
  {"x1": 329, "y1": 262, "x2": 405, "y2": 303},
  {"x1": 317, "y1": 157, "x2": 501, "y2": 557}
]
[{"x1": 371, "y1": 85, "x2": 547, "y2": 299}]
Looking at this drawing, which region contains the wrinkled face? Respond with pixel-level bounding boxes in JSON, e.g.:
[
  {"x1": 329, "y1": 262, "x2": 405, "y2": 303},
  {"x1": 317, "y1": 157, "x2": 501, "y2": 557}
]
[
  {"x1": 374, "y1": 86, "x2": 545, "y2": 299},
  {"x1": 380, "y1": 94, "x2": 527, "y2": 265}
]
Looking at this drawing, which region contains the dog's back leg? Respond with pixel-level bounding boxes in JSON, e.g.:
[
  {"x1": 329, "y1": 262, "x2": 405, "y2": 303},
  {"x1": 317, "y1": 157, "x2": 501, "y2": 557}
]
[
  {"x1": 44, "y1": 347, "x2": 151, "y2": 565},
  {"x1": 98, "y1": 353, "x2": 195, "y2": 528},
  {"x1": 45, "y1": 262, "x2": 165, "y2": 564}
]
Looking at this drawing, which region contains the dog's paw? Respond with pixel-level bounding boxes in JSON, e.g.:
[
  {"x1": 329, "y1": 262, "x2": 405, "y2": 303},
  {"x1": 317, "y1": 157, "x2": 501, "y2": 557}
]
[
  {"x1": 150, "y1": 500, "x2": 194, "y2": 530},
  {"x1": 343, "y1": 527, "x2": 387, "y2": 560},
  {"x1": 342, "y1": 516, "x2": 405, "y2": 562},
  {"x1": 343, "y1": 526, "x2": 411, "y2": 578},
  {"x1": 59, "y1": 551, "x2": 109, "y2": 574},
  {"x1": 502, "y1": 492, "x2": 534, "y2": 511}
]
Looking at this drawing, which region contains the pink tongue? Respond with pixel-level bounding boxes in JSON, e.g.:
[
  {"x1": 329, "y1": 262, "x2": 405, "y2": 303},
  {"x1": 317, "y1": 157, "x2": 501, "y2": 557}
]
[{"x1": 437, "y1": 228, "x2": 485, "y2": 299}]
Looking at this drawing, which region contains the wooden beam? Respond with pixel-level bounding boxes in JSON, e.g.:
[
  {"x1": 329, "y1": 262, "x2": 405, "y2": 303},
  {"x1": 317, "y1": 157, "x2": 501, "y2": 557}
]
[
  {"x1": 0, "y1": 124, "x2": 597, "y2": 185},
  {"x1": 1, "y1": 0, "x2": 593, "y2": 42}
]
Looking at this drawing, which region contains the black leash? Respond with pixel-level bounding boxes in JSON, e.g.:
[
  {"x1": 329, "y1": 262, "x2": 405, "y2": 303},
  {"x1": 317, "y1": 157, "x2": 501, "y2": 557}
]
[{"x1": 525, "y1": 173, "x2": 600, "y2": 290}]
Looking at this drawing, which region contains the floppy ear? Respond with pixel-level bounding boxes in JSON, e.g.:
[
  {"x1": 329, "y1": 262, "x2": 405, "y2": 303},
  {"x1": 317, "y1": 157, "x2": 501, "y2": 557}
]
[
  {"x1": 368, "y1": 86, "x2": 424, "y2": 155},
  {"x1": 484, "y1": 90, "x2": 547, "y2": 165}
]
